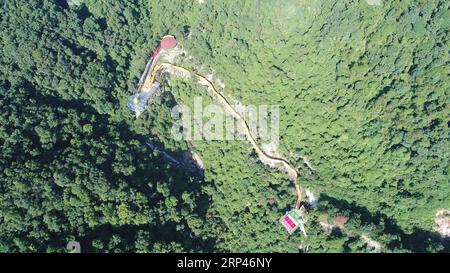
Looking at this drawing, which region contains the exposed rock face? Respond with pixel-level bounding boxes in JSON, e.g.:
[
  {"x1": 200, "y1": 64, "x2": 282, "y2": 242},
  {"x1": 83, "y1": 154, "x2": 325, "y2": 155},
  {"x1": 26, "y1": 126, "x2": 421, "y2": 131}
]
[
  {"x1": 190, "y1": 151, "x2": 204, "y2": 170},
  {"x1": 435, "y1": 209, "x2": 450, "y2": 238},
  {"x1": 361, "y1": 235, "x2": 383, "y2": 253},
  {"x1": 179, "y1": 150, "x2": 204, "y2": 177},
  {"x1": 305, "y1": 189, "x2": 319, "y2": 207}
]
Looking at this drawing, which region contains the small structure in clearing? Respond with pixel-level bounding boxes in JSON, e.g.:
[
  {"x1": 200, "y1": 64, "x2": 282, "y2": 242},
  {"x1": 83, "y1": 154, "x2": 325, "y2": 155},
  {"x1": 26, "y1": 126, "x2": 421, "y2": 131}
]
[
  {"x1": 280, "y1": 206, "x2": 307, "y2": 236},
  {"x1": 128, "y1": 82, "x2": 160, "y2": 117}
]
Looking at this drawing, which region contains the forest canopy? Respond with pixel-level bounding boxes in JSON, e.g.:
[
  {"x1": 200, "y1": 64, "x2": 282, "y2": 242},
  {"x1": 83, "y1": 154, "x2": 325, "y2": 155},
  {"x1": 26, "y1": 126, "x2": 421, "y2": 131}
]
[{"x1": 0, "y1": 0, "x2": 449, "y2": 253}]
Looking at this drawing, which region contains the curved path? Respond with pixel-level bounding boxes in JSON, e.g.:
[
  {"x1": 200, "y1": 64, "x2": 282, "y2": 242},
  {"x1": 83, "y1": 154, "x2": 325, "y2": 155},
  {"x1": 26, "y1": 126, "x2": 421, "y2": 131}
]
[{"x1": 151, "y1": 61, "x2": 303, "y2": 208}]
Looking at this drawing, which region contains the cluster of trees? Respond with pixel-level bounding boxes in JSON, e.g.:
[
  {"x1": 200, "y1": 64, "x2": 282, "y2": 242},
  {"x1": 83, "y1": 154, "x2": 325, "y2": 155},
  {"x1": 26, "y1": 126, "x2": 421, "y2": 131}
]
[
  {"x1": 148, "y1": 0, "x2": 449, "y2": 252},
  {"x1": 0, "y1": 0, "x2": 448, "y2": 252},
  {"x1": 0, "y1": 0, "x2": 213, "y2": 252}
]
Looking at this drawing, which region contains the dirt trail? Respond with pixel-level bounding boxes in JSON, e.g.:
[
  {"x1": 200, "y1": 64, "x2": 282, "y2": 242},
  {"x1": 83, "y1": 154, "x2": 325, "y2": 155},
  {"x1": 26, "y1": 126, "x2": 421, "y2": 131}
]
[{"x1": 152, "y1": 62, "x2": 303, "y2": 208}]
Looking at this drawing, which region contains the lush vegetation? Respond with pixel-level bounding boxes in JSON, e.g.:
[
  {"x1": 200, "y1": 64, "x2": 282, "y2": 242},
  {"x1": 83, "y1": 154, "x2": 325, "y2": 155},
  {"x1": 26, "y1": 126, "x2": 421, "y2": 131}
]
[{"x1": 0, "y1": 0, "x2": 448, "y2": 252}]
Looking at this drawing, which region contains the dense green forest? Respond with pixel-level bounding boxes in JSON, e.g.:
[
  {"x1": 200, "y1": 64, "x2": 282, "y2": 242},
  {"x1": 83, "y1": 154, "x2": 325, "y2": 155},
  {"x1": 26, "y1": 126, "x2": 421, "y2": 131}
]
[{"x1": 0, "y1": 0, "x2": 448, "y2": 252}]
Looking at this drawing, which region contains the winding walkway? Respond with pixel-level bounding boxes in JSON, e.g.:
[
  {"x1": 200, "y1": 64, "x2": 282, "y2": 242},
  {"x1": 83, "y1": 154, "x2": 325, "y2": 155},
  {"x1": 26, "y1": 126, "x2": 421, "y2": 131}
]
[{"x1": 149, "y1": 61, "x2": 304, "y2": 208}]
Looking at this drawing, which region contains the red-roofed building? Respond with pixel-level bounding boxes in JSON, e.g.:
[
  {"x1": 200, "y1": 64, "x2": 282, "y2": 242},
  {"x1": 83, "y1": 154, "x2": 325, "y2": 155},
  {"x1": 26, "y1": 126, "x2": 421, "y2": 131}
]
[
  {"x1": 280, "y1": 208, "x2": 306, "y2": 235},
  {"x1": 160, "y1": 35, "x2": 177, "y2": 49}
]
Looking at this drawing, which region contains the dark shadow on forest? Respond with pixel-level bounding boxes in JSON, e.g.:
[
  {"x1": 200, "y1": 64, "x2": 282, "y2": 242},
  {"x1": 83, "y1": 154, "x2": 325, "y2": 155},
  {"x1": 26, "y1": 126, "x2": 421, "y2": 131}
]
[
  {"x1": 77, "y1": 221, "x2": 216, "y2": 253},
  {"x1": 10, "y1": 80, "x2": 215, "y2": 252}
]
